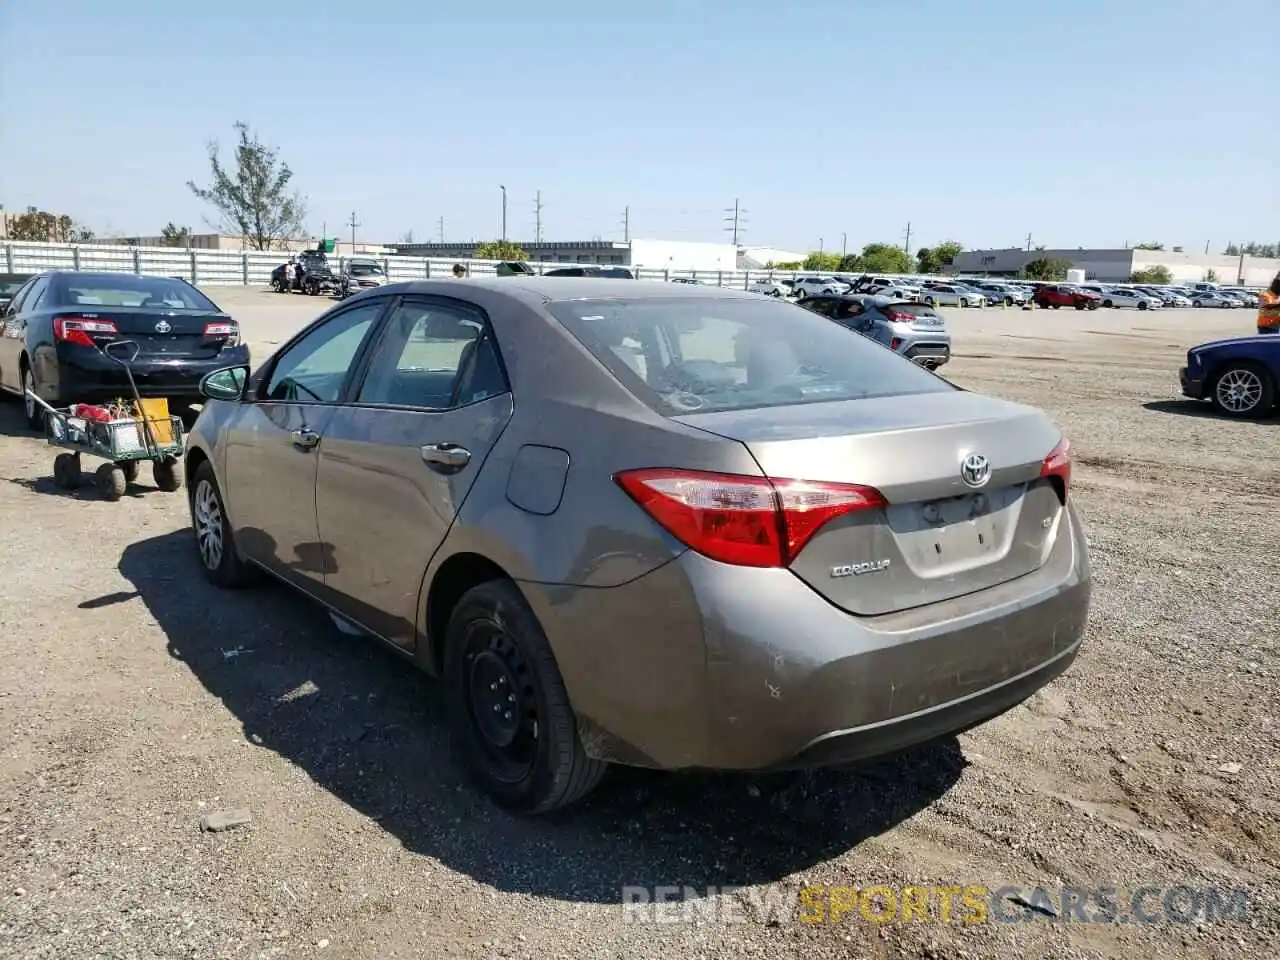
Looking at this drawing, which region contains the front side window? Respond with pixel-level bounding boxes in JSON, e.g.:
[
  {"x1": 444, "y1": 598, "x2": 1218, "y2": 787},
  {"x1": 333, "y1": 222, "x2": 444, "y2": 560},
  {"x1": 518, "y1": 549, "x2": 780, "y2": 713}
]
[
  {"x1": 546, "y1": 296, "x2": 955, "y2": 417},
  {"x1": 264, "y1": 301, "x2": 384, "y2": 403},
  {"x1": 356, "y1": 300, "x2": 507, "y2": 409}
]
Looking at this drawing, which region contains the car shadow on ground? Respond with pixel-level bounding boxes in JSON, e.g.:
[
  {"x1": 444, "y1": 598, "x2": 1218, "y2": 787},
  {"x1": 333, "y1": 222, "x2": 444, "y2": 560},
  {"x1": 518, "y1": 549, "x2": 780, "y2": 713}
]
[
  {"x1": 1143, "y1": 399, "x2": 1279, "y2": 423},
  {"x1": 0, "y1": 398, "x2": 37, "y2": 439},
  {"x1": 111, "y1": 529, "x2": 966, "y2": 905}
]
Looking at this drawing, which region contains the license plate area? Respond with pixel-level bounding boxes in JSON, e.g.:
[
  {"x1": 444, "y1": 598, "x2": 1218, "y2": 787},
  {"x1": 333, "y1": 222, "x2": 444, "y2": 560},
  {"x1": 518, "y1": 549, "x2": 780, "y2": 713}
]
[{"x1": 887, "y1": 486, "x2": 1021, "y2": 576}]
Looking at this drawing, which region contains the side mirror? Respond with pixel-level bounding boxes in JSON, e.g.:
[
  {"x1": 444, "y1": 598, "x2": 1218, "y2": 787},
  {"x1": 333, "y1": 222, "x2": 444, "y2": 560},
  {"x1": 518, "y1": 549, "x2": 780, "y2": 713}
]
[{"x1": 200, "y1": 365, "x2": 249, "y2": 402}]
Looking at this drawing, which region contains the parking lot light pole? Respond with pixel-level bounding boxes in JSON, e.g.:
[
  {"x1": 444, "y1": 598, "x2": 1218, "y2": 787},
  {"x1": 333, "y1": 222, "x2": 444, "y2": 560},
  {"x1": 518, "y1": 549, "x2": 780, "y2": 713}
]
[{"x1": 500, "y1": 185, "x2": 507, "y2": 243}]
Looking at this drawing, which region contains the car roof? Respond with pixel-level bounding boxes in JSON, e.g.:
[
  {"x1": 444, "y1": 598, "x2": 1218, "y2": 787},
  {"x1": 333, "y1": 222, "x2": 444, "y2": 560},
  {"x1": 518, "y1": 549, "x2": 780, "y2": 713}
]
[{"x1": 374, "y1": 277, "x2": 761, "y2": 305}]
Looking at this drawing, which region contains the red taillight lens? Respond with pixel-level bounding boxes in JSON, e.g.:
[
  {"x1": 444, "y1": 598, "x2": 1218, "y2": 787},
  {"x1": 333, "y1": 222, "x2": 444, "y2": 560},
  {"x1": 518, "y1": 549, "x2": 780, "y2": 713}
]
[
  {"x1": 204, "y1": 321, "x2": 240, "y2": 346},
  {"x1": 53, "y1": 315, "x2": 118, "y2": 348},
  {"x1": 1040, "y1": 435, "x2": 1072, "y2": 501},
  {"x1": 614, "y1": 468, "x2": 887, "y2": 567},
  {"x1": 889, "y1": 337, "x2": 903, "y2": 350}
]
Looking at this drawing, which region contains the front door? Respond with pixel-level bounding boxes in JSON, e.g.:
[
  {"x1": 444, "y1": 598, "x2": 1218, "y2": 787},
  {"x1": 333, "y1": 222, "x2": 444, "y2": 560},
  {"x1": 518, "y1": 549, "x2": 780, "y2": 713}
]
[
  {"x1": 315, "y1": 296, "x2": 514, "y2": 649},
  {"x1": 222, "y1": 299, "x2": 386, "y2": 592}
]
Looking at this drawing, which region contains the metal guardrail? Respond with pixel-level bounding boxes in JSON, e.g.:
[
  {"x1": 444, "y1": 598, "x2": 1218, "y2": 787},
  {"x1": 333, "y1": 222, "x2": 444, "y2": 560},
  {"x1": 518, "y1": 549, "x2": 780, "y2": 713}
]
[{"x1": 0, "y1": 240, "x2": 910, "y2": 289}]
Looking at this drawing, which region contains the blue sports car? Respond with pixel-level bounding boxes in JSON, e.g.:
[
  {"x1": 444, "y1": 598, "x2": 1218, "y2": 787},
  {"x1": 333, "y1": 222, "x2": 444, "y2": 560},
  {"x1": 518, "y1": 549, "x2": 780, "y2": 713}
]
[{"x1": 1179, "y1": 334, "x2": 1280, "y2": 418}]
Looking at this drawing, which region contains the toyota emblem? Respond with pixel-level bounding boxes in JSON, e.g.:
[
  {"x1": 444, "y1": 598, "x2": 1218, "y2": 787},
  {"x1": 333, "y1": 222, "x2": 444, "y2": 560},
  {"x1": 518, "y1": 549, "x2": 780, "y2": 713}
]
[
  {"x1": 960, "y1": 453, "x2": 991, "y2": 488},
  {"x1": 154, "y1": 320, "x2": 172, "y2": 334}
]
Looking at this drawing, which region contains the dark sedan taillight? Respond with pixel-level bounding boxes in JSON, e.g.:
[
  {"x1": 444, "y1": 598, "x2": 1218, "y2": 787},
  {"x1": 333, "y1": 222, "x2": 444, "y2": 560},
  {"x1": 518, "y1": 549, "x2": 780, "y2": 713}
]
[
  {"x1": 53, "y1": 315, "x2": 118, "y2": 347},
  {"x1": 205, "y1": 321, "x2": 240, "y2": 347}
]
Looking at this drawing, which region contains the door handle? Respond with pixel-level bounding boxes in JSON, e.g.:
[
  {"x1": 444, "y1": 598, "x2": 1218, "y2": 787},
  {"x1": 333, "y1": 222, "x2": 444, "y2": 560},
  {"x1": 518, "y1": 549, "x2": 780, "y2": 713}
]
[
  {"x1": 420, "y1": 442, "x2": 471, "y2": 472},
  {"x1": 291, "y1": 427, "x2": 320, "y2": 450}
]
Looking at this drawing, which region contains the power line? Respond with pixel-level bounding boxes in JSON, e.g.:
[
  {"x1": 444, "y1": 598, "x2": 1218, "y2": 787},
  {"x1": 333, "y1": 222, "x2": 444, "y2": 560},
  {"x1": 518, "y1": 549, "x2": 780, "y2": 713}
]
[
  {"x1": 533, "y1": 191, "x2": 544, "y2": 244},
  {"x1": 723, "y1": 198, "x2": 747, "y2": 245}
]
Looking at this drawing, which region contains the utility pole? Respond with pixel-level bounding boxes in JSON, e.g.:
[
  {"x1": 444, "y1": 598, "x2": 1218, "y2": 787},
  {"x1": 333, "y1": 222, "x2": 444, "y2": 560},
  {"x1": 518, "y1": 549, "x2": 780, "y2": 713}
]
[
  {"x1": 841, "y1": 232, "x2": 847, "y2": 257},
  {"x1": 723, "y1": 198, "x2": 747, "y2": 246},
  {"x1": 499, "y1": 185, "x2": 507, "y2": 243},
  {"x1": 621, "y1": 206, "x2": 630, "y2": 243},
  {"x1": 438, "y1": 216, "x2": 444, "y2": 242},
  {"x1": 1025, "y1": 232, "x2": 1033, "y2": 251},
  {"x1": 346, "y1": 210, "x2": 360, "y2": 251},
  {"x1": 903, "y1": 222, "x2": 911, "y2": 254},
  {"x1": 533, "y1": 191, "x2": 544, "y2": 244},
  {"x1": 819, "y1": 237, "x2": 824, "y2": 256}
]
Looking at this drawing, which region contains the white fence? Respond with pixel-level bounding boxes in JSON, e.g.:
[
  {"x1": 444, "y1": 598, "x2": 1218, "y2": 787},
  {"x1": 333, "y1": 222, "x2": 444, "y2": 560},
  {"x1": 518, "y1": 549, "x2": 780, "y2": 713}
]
[{"x1": 1, "y1": 240, "x2": 851, "y2": 289}]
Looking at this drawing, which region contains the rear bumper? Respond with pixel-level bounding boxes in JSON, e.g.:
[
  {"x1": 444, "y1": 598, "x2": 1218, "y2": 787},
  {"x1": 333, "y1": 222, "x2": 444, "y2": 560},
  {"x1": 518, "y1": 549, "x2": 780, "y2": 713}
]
[
  {"x1": 905, "y1": 342, "x2": 951, "y2": 366},
  {"x1": 537, "y1": 499, "x2": 1091, "y2": 771},
  {"x1": 52, "y1": 344, "x2": 251, "y2": 403},
  {"x1": 1179, "y1": 366, "x2": 1205, "y2": 400}
]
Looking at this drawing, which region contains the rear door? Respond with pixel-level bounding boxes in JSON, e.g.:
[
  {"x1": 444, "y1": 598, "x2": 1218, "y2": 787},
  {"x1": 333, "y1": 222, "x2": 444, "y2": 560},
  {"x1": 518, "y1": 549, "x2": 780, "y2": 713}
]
[{"x1": 315, "y1": 296, "x2": 514, "y2": 649}]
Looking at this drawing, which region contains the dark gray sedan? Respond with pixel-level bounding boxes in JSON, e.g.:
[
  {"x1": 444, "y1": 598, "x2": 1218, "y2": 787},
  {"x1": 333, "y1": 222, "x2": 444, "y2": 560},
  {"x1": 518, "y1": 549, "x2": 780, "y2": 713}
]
[{"x1": 184, "y1": 278, "x2": 1091, "y2": 813}]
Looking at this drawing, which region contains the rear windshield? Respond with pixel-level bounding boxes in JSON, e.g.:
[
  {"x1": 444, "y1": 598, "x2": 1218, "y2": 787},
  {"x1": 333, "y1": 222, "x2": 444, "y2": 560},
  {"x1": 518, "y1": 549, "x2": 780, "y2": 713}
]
[
  {"x1": 546, "y1": 296, "x2": 955, "y2": 416},
  {"x1": 349, "y1": 262, "x2": 383, "y2": 275},
  {"x1": 53, "y1": 274, "x2": 218, "y2": 310}
]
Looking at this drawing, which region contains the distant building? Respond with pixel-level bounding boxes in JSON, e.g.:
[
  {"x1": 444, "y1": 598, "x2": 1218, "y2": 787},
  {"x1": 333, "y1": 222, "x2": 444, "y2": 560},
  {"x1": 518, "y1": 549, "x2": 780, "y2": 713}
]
[
  {"x1": 94, "y1": 233, "x2": 390, "y2": 257},
  {"x1": 954, "y1": 247, "x2": 1280, "y2": 285},
  {"x1": 388, "y1": 238, "x2": 741, "y2": 273},
  {"x1": 737, "y1": 246, "x2": 809, "y2": 269}
]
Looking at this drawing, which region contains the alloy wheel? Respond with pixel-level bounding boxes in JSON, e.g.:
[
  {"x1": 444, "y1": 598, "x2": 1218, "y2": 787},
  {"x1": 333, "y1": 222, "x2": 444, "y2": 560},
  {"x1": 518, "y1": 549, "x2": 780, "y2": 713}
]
[{"x1": 1215, "y1": 369, "x2": 1264, "y2": 414}]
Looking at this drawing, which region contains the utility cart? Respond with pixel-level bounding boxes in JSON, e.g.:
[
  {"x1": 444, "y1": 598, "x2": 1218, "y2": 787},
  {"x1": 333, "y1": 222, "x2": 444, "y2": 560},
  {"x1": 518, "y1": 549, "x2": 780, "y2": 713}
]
[{"x1": 25, "y1": 341, "x2": 186, "y2": 502}]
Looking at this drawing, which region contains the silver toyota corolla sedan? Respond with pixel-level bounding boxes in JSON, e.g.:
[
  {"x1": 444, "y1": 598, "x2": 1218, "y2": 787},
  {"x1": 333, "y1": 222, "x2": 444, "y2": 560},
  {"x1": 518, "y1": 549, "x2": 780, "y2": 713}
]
[{"x1": 185, "y1": 278, "x2": 1091, "y2": 813}]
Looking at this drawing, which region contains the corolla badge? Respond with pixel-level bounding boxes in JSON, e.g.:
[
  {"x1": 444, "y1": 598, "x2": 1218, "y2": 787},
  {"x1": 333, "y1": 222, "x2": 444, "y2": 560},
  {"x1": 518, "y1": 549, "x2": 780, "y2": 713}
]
[
  {"x1": 830, "y1": 559, "x2": 891, "y2": 578},
  {"x1": 154, "y1": 320, "x2": 172, "y2": 334},
  {"x1": 960, "y1": 453, "x2": 991, "y2": 488}
]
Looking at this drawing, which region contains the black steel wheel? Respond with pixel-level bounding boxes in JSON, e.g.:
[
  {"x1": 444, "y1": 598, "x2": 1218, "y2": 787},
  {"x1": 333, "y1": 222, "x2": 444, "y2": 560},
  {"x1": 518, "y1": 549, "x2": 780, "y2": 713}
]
[{"x1": 444, "y1": 580, "x2": 606, "y2": 813}]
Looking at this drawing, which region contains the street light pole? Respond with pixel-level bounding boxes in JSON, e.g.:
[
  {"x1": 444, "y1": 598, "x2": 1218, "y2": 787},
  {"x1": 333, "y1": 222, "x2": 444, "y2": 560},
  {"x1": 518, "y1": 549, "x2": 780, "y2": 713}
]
[{"x1": 499, "y1": 185, "x2": 507, "y2": 243}]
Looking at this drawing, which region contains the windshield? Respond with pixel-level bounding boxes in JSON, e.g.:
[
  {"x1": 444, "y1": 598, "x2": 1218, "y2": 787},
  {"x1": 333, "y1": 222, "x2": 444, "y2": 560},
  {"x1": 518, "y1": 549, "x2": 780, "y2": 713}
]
[
  {"x1": 349, "y1": 262, "x2": 383, "y2": 276},
  {"x1": 545, "y1": 296, "x2": 955, "y2": 416},
  {"x1": 52, "y1": 274, "x2": 218, "y2": 310}
]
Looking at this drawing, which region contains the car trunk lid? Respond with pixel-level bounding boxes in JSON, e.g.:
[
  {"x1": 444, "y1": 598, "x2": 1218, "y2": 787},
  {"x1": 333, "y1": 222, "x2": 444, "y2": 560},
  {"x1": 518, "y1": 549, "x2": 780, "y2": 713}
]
[
  {"x1": 675, "y1": 391, "x2": 1067, "y2": 615},
  {"x1": 56, "y1": 307, "x2": 237, "y2": 358}
]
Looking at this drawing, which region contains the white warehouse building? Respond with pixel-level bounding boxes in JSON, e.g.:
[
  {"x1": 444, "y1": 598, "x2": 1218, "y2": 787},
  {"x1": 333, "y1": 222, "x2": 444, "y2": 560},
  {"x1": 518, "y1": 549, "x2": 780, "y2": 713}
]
[
  {"x1": 389, "y1": 238, "x2": 740, "y2": 273},
  {"x1": 954, "y1": 247, "x2": 1280, "y2": 286}
]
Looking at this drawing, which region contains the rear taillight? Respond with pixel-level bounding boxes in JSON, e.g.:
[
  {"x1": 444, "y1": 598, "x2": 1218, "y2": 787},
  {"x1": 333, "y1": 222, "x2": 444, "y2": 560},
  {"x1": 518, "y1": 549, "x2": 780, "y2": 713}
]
[
  {"x1": 889, "y1": 337, "x2": 903, "y2": 350},
  {"x1": 1040, "y1": 435, "x2": 1072, "y2": 501},
  {"x1": 205, "y1": 321, "x2": 240, "y2": 346},
  {"x1": 53, "y1": 315, "x2": 118, "y2": 348},
  {"x1": 614, "y1": 468, "x2": 887, "y2": 568}
]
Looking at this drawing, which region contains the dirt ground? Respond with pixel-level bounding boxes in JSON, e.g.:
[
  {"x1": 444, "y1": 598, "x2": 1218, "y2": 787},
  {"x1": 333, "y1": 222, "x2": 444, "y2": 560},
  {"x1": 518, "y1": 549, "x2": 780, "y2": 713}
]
[{"x1": 1, "y1": 289, "x2": 1277, "y2": 960}]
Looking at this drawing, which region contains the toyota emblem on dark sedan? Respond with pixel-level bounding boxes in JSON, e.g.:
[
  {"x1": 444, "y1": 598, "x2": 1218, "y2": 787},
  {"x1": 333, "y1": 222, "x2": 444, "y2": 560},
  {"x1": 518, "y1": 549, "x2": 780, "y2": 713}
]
[
  {"x1": 960, "y1": 453, "x2": 991, "y2": 488},
  {"x1": 154, "y1": 320, "x2": 172, "y2": 334}
]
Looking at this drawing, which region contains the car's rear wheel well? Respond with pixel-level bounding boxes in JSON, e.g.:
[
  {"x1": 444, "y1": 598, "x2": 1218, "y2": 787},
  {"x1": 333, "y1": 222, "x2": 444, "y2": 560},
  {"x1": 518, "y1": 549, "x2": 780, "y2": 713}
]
[{"x1": 426, "y1": 553, "x2": 512, "y2": 673}]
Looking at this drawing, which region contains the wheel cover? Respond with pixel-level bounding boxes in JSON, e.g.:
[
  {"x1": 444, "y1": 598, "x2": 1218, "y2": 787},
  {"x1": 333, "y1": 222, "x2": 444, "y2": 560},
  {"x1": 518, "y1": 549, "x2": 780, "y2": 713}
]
[
  {"x1": 193, "y1": 479, "x2": 224, "y2": 570},
  {"x1": 1216, "y1": 369, "x2": 1263, "y2": 412},
  {"x1": 462, "y1": 623, "x2": 538, "y2": 783}
]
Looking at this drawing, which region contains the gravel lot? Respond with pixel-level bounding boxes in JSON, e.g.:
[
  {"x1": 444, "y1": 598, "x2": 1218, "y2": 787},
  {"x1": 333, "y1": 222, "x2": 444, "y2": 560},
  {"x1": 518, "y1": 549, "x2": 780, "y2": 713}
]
[{"x1": 1, "y1": 289, "x2": 1277, "y2": 960}]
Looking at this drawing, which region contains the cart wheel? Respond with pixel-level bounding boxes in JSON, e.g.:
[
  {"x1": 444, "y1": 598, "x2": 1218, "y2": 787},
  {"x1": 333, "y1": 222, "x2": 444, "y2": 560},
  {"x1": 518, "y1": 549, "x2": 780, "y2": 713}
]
[
  {"x1": 153, "y1": 459, "x2": 181, "y2": 492},
  {"x1": 53, "y1": 453, "x2": 82, "y2": 489},
  {"x1": 96, "y1": 463, "x2": 128, "y2": 502},
  {"x1": 119, "y1": 461, "x2": 140, "y2": 483}
]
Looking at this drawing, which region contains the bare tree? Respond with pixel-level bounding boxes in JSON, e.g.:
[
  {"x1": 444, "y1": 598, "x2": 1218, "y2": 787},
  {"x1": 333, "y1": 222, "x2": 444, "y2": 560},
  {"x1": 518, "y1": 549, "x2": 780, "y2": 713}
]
[{"x1": 187, "y1": 122, "x2": 307, "y2": 251}]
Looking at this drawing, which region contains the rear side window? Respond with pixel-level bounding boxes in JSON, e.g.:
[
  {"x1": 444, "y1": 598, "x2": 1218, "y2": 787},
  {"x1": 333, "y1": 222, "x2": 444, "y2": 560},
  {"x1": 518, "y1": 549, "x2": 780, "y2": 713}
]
[{"x1": 545, "y1": 296, "x2": 954, "y2": 416}]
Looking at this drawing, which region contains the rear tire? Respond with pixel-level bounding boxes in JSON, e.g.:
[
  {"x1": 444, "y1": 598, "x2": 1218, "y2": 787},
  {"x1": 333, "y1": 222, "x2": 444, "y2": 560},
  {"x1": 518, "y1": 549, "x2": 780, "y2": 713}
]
[
  {"x1": 1103, "y1": 299, "x2": 1114, "y2": 308},
  {"x1": 154, "y1": 459, "x2": 181, "y2": 492},
  {"x1": 119, "y1": 461, "x2": 140, "y2": 483},
  {"x1": 1138, "y1": 301, "x2": 1149, "y2": 311},
  {"x1": 444, "y1": 579, "x2": 607, "y2": 814},
  {"x1": 53, "y1": 453, "x2": 81, "y2": 489},
  {"x1": 191, "y1": 461, "x2": 257, "y2": 587},
  {"x1": 96, "y1": 463, "x2": 127, "y2": 502},
  {"x1": 20, "y1": 364, "x2": 43, "y2": 432}
]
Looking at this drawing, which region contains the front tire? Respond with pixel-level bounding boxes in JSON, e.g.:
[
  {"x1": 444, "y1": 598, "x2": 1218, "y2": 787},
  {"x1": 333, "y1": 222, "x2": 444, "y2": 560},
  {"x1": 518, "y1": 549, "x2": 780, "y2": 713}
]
[
  {"x1": 154, "y1": 459, "x2": 181, "y2": 492},
  {"x1": 1103, "y1": 300, "x2": 1114, "y2": 308},
  {"x1": 444, "y1": 580, "x2": 606, "y2": 814},
  {"x1": 1210, "y1": 362, "x2": 1275, "y2": 419},
  {"x1": 20, "y1": 365, "x2": 43, "y2": 432},
  {"x1": 96, "y1": 463, "x2": 127, "y2": 502},
  {"x1": 190, "y1": 461, "x2": 256, "y2": 586}
]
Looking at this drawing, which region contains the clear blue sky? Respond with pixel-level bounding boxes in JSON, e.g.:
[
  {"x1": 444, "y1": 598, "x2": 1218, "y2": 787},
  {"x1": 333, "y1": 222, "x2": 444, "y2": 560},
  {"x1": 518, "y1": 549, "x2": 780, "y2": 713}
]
[{"x1": 1, "y1": 0, "x2": 1276, "y2": 254}]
